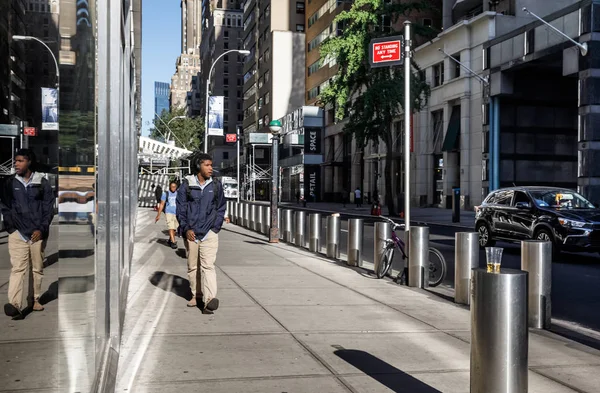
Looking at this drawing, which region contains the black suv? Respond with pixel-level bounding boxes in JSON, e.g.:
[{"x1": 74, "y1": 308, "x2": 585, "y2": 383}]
[{"x1": 475, "y1": 187, "x2": 600, "y2": 255}]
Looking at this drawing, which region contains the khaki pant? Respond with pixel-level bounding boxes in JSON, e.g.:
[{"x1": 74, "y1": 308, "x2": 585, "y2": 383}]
[
  {"x1": 187, "y1": 230, "x2": 219, "y2": 304},
  {"x1": 7, "y1": 231, "x2": 44, "y2": 309},
  {"x1": 165, "y1": 213, "x2": 179, "y2": 230}
]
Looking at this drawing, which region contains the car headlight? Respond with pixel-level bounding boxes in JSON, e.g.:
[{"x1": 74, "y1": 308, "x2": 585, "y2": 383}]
[{"x1": 558, "y1": 218, "x2": 586, "y2": 228}]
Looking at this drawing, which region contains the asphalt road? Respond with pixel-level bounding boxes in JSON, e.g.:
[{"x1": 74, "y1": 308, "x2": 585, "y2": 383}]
[{"x1": 278, "y1": 215, "x2": 600, "y2": 333}]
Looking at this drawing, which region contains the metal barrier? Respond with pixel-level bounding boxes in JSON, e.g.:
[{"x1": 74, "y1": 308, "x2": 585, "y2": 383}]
[
  {"x1": 408, "y1": 226, "x2": 429, "y2": 288},
  {"x1": 294, "y1": 211, "x2": 306, "y2": 247},
  {"x1": 308, "y1": 213, "x2": 321, "y2": 252},
  {"x1": 373, "y1": 222, "x2": 391, "y2": 274},
  {"x1": 455, "y1": 232, "x2": 479, "y2": 305},
  {"x1": 250, "y1": 204, "x2": 257, "y2": 231},
  {"x1": 471, "y1": 268, "x2": 528, "y2": 393},
  {"x1": 326, "y1": 214, "x2": 341, "y2": 259},
  {"x1": 226, "y1": 201, "x2": 232, "y2": 221},
  {"x1": 347, "y1": 219, "x2": 364, "y2": 267},
  {"x1": 521, "y1": 240, "x2": 552, "y2": 329},
  {"x1": 242, "y1": 203, "x2": 249, "y2": 228},
  {"x1": 277, "y1": 208, "x2": 283, "y2": 239},
  {"x1": 282, "y1": 209, "x2": 293, "y2": 242},
  {"x1": 256, "y1": 205, "x2": 264, "y2": 232},
  {"x1": 262, "y1": 206, "x2": 270, "y2": 234}
]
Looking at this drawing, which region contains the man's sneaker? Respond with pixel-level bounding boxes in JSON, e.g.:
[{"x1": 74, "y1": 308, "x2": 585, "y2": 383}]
[
  {"x1": 4, "y1": 303, "x2": 23, "y2": 319},
  {"x1": 205, "y1": 298, "x2": 219, "y2": 312},
  {"x1": 170, "y1": 241, "x2": 178, "y2": 249},
  {"x1": 33, "y1": 301, "x2": 44, "y2": 311},
  {"x1": 187, "y1": 297, "x2": 197, "y2": 307}
]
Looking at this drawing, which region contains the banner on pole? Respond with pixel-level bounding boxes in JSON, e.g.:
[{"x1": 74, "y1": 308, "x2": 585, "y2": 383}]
[
  {"x1": 41, "y1": 87, "x2": 59, "y2": 130},
  {"x1": 208, "y1": 96, "x2": 224, "y2": 136}
]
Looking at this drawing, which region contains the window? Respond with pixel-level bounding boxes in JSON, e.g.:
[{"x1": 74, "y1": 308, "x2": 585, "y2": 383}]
[
  {"x1": 265, "y1": 92, "x2": 270, "y2": 104},
  {"x1": 513, "y1": 191, "x2": 531, "y2": 206},
  {"x1": 224, "y1": 42, "x2": 229, "y2": 49},
  {"x1": 524, "y1": 29, "x2": 535, "y2": 55},
  {"x1": 423, "y1": 18, "x2": 433, "y2": 27},
  {"x1": 296, "y1": 24, "x2": 305, "y2": 32},
  {"x1": 222, "y1": 152, "x2": 229, "y2": 160},
  {"x1": 308, "y1": 60, "x2": 320, "y2": 76},
  {"x1": 433, "y1": 62, "x2": 444, "y2": 87},
  {"x1": 224, "y1": 30, "x2": 229, "y2": 38},
  {"x1": 482, "y1": 47, "x2": 490, "y2": 70},
  {"x1": 431, "y1": 110, "x2": 443, "y2": 153},
  {"x1": 451, "y1": 53, "x2": 460, "y2": 79},
  {"x1": 264, "y1": 70, "x2": 270, "y2": 83},
  {"x1": 495, "y1": 190, "x2": 514, "y2": 206},
  {"x1": 224, "y1": 89, "x2": 229, "y2": 96},
  {"x1": 224, "y1": 55, "x2": 229, "y2": 62},
  {"x1": 296, "y1": 2, "x2": 305, "y2": 13},
  {"x1": 224, "y1": 78, "x2": 229, "y2": 86}
]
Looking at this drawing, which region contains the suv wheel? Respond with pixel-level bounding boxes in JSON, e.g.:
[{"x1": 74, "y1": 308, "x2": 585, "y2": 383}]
[
  {"x1": 476, "y1": 222, "x2": 495, "y2": 248},
  {"x1": 534, "y1": 228, "x2": 560, "y2": 259}
]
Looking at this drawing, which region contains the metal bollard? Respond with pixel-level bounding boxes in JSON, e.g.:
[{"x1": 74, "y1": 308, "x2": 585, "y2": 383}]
[
  {"x1": 455, "y1": 232, "x2": 479, "y2": 305},
  {"x1": 521, "y1": 240, "x2": 552, "y2": 329},
  {"x1": 250, "y1": 204, "x2": 257, "y2": 231},
  {"x1": 294, "y1": 211, "x2": 306, "y2": 247},
  {"x1": 236, "y1": 202, "x2": 242, "y2": 225},
  {"x1": 282, "y1": 209, "x2": 293, "y2": 242},
  {"x1": 471, "y1": 268, "x2": 528, "y2": 393},
  {"x1": 347, "y1": 219, "x2": 364, "y2": 267},
  {"x1": 262, "y1": 206, "x2": 270, "y2": 234},
  {"x1": 226, "y1": 201, "x2": 232, "y2": 221},
  {"x1": 242, "y1": 203, "x2": 249, "y2": 228},
  {"x1": 373, "y1": 222, "x2": 391, "y2": 274},
  {"x1": 256, "y1": 205, "x2": 264, "y2": 232},
  {"x1": 308, "y1": 213, "x2": 321, "y2": 252},
  {"x1": 408, "y1": 226, "x2": 429, "y2": 288},
  {"x1": 326, "y1": 214, "x2": 341, "y2": 259},
  {"x1": 278, "y1": 208, "x2": 283, "y2": 239}
]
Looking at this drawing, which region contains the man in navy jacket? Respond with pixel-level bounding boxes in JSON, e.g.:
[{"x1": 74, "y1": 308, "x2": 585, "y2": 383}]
[
  {"x1": 177, "y1": 153, "x2": 226, "y2": 313},
  {"x1": 0, "y1": 149, "x2": 54, "y2": 319}
]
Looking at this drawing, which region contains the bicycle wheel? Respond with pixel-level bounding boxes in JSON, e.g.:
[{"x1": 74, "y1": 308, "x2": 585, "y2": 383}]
[
  {"x1": 376, "y1": 245, "x2": 395, "y2": 279},
  {"x1": 428, "y1": 247, "x2": 447, "y2": 287}
]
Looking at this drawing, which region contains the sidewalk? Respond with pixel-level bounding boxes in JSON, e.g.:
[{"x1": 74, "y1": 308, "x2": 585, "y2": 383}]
[{"x1": 117, "y1": 209, "x2": 600, "y2": 393}]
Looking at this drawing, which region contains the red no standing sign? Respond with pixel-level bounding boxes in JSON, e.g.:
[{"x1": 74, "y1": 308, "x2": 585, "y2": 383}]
[{"x1": 369, "y1": 36, "x2": 404, "y2": 68}]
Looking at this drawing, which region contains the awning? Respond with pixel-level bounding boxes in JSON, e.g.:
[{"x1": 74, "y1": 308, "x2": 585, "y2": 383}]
[{"x1": 442, "y1": 107, "x2": 460, "y2": 152}]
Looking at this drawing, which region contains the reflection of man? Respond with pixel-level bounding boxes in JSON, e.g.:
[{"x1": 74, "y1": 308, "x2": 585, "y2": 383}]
[{"x1": 0, "y1": 149, "x2": 54, "y2": 320}]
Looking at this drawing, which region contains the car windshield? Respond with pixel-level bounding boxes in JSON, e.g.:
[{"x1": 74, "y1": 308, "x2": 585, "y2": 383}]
[{"x1": 529, "y1": 190, "x2": 595, "y2": 209}]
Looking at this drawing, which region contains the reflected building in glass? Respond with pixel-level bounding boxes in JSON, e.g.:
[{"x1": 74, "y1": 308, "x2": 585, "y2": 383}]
[{"x1": 0, "y1": 0, "x2": 142, "y2": 391}]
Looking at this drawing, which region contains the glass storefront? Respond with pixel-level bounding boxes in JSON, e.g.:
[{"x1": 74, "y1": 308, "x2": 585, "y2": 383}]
[{"x1": 0, "y1": 1, "x2": 140, "y2": 391}]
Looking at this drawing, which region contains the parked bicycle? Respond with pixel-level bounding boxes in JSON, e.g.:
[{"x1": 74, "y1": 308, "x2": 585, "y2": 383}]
[{"x1": 375, "y1": 216, "x2": 447, "y2": 287}]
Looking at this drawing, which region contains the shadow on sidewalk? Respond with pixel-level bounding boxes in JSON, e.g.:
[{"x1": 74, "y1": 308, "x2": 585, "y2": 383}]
[
  {"x1": 149, "y1": 271, "x2": 192, "y2": 301},
  {"x1": 333, "y1": 347, "x2": 442, "y2": 393}
]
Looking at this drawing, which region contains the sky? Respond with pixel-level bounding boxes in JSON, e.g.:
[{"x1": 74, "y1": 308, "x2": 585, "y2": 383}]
[{"x1": 140, "y1": 0, "x2": 181, "y2": 137}]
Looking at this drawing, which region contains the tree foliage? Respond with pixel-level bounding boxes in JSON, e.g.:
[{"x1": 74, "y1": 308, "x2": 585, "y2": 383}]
[
  {"x1": 149, "y1": 107, "x2": 203, "y2": 151},
  {"x1": 319, "y1": 0, "x2": 438, "y2": 215}
]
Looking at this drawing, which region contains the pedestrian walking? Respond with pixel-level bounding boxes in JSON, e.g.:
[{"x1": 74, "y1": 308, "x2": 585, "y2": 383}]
[
  {"x1": 177, "y1": 153, "x2": 226, "y2": 314},
  {"x1": 354, "y1": 187, "x2": 362, "y2": 208},
  {"x1": 155, "y1": 180, "x2": 179, "y2": 249},
  {"x1": 0, "y1": 149, "x2": 54, "y2": 320}
]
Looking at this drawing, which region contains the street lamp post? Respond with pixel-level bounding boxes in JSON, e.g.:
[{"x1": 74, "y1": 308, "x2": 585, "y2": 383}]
[
  {"x1": 268, "y1": 120, "x2": 282, "y2": 243},
  {"x1": 204, "y1": 49, "x2": 250, "y2": 153},
  {"x1": 165, "y1": 115, "x2": 186, "y2": 143},
  {"x1": 12, "y1": 35, "x2": 60, "y2": 136}
]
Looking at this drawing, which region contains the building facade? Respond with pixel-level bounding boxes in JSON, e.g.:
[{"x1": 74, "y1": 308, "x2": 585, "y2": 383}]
[
  {"x1": 170, "y1": 52, "x2": 200, "y2": 110},
  {"x1": 154, "y1": 81, "x2": 170, "y2": 118},
  {"x1": 198, "y1": 0, "x2": 245, "y2": 169},
  {"x1": 409, "y1": 0, "x2": 595, "y2": 210},
  {"x1": 241, "y1": 0, "x2": 306, "y2": 198}
]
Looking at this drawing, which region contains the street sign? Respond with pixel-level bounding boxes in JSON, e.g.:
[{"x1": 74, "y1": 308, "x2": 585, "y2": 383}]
[
  {"x1": 0, "y1": 124, "x2": 18, "y2": 136},
  {"x1": 369, "y1": 35, "x2": 404, "y2": 68},
  {"x1": 225, "y1": 133, "x2": 237, "y2": 143},
  {"x1": 23, "y1": 127, "x2": 37, "y2": 136}
]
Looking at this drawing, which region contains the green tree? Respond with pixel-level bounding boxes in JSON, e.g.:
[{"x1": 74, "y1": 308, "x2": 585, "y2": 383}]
[
  {"x1": 319, "y1": 0, "x2": 437, "y2": 215},
  {"x1": 149, "y1": 107, "x2": 203, "y2": 151}
]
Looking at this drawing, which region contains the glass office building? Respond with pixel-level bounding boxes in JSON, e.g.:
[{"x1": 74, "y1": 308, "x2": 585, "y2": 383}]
[
  {"x1": 0, "y1": 0, "x2": 141, "y2": 391},
  {"x1": 154, "y1": 81, "x2": 170, "y2": 118}
]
